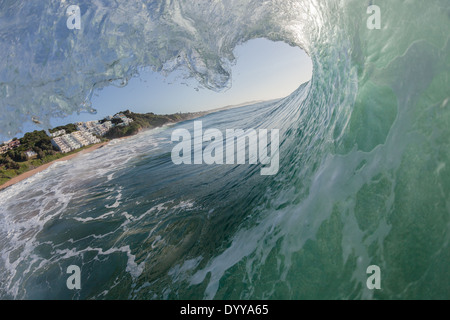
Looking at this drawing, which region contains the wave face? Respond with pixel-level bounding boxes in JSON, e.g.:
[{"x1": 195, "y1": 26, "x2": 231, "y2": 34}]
[{"x1": 1, "y1": 0, "x2": 449, "y2": 299}]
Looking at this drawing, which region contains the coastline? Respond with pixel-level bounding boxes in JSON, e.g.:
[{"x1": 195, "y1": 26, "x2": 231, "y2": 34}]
[
  {"x1": 0, "y1": 106, "x2": 233, "y2": 192},
  {"x1": 0, "y1": 116, "x2": 192, "y2": 192},
  {"x1": 0, "y1": 141, "x2": 109, "y2": 191}
]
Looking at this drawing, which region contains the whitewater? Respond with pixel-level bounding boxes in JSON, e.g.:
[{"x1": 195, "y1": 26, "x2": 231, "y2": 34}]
[{"x1": 0, "y1": 0, "x2": 449, "y2": 299}]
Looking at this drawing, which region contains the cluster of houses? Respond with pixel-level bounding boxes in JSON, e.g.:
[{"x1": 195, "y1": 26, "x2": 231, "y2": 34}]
[
  {"x1": 0, "y1": 139, "x2": 21, "y2": 155},
  {"x1": 105, "y1": 113, "x2": 134, "y2": 127},
  {"x1": 49, "y1": 129, "x2": 66, "y2": 138},
  {"x1": 75, "y1": 113, "x2": 133, "y2": 136},
  {"x1": 50, "y1": 113, "x2": 133, "y2": 154},
  {"x1": 1, "y1": 139, "x2": 37, "y2": 159},
  {"x1": 50, "y1": 130, "x2": 101, "y2": 154},
  {"x1": 76, "y1": 120, "x2": 113, "y2": 136},
  {"x1": 1, "y1": 112, "x2": 134, "y2": 157}
]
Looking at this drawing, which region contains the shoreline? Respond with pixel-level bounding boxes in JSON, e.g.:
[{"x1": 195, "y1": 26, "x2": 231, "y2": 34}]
[
  {"x1": 0, "y1": 141, "x2": 109, "y2": 191},
  {"x1": 0, "y1": 108, "x2": 220, "y2": 192},
  {"x1": 0, "y1": 117, "x2": 193, "y2": 192}
]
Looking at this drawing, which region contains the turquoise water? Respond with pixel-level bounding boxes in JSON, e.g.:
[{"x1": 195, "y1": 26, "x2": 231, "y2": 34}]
[{"x1": 0, "y1": 0, "x2": 449, "y2": 299}]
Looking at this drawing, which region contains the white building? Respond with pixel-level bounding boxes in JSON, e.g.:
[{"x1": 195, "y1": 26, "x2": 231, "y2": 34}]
[
  {"x1": 25, "y1": 150, "x2": 37, "y2": 159},
  {"x1": 49, "y1": 129, "x2": 66, "y2": 138},
  {"x1": 77, "y1": 120, "x2": 113, "y2": 137},
  {"x1": 51, "y1": 136, "x2": 71, "y2": 153},
  {"x1": 51, "y1": 131, "x2": 101, "y2": 153}
]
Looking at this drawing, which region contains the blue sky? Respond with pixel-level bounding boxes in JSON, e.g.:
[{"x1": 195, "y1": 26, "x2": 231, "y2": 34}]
[{"x1": 16, "y1": 38, "x2": 312, "y2": 139}]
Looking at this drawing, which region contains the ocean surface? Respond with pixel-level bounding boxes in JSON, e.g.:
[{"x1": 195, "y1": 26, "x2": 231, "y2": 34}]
[{"x1": 0, "y1": 0, "x2": 449, "y2": 299}]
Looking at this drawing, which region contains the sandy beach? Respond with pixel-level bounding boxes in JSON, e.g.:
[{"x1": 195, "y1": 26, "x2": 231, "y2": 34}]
[{"x1": 0, "y1": 141, "x2": 109, "y2": 191}]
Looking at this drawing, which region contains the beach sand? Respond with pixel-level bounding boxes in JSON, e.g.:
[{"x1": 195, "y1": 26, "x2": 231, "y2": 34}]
[{"x1": 0, "y1": 141, "x2": 109, "y2": 191}]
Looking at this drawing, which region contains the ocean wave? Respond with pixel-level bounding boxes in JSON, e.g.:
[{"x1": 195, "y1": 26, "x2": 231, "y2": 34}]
[{"x1": 0, "y1": 0, "x2": 449, "y2": 299}]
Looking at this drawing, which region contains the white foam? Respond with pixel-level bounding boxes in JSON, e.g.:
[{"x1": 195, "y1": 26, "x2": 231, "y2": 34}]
[
  {"x1": 72, "y1": 211, "x2": 115, "y2": 222},
  {"x1": 105, "y1": 188, "x2": 123, "y2": 209}
]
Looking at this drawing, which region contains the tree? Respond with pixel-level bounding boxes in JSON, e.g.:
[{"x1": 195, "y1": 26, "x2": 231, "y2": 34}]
[
  {"x1": 111, "y1": 118, "x2": 123, "y2": 125},
  {"x1": 33, "y1": 146, "x2": 43, "y2": 154},
  {"x1": 13, "y1": 152, "x2": 27, "y2": 162},
  {"x1": 6, "y1": 161, "x2": 19, "y2": 170}
]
